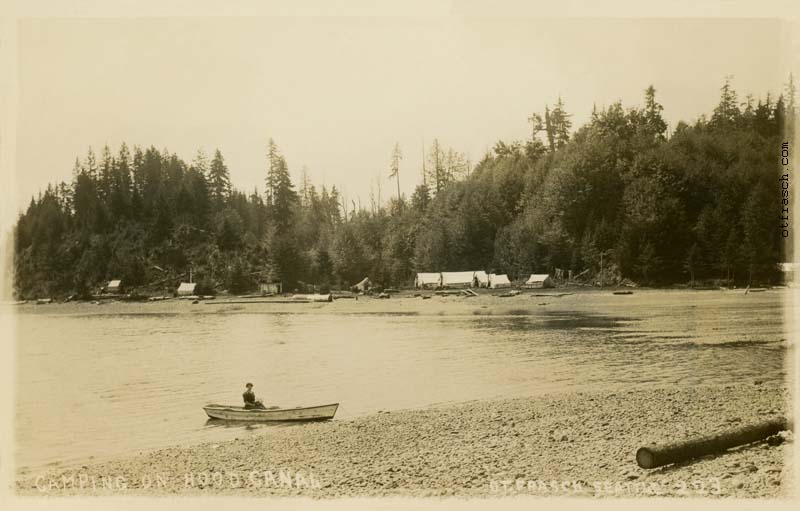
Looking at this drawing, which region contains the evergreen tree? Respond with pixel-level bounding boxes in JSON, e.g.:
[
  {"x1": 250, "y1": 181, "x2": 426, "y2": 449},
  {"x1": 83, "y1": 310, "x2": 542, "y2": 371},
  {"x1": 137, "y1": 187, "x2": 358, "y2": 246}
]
[
  {"x1": 192, "y1": 148, "x2": 209, "y2": 176},
  {"x1": 544, "y1": 106, "x2": 555, "y2": 151},
  {"x1": 550, "y1": 96, "x2": 572, "y2": 149},
  {"x1": 389, "y1": 142, "x2": 402, "y2": 202},
  {"x1": 411, "y1": 184, "x2": 431, "y2": 212},
  {"x1": 425, "y1": 139, "x2": 444, "y2": 193},
  {"x1": 11, "y1": 78, "x2": 792, "y2": 298},
  {"x1": 99, "y1": 145, "x2": 113, "y2": 203},
  {"x1": 300, "y1": 165, "x2": 312, "y2": 206},
  {"x1": 266, "y1": 138, "x2": 281, "y2": 207},
  {"x1": 110, "y1": 142, "x2": 132, "y2": 219},
  {"x1": 270, "y1": 156, "x2": 298, "y2": 233},
  {"x1": 84, "y1": 147, "x2": 98, "y2": 180},
  {"x1": 711, "y1": 75, "x2": 740, "y2": 128},
  {"x1": 208, "y1": 149, "x2": 231, "y2": 207},
  {"x1": 643, "y1": 85, "x2": 667, "y2": 140}
]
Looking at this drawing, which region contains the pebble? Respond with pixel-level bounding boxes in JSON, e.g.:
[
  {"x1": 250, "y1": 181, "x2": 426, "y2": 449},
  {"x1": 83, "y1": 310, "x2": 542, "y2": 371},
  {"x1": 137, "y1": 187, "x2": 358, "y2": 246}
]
[{"x1": 16, "y1": 383, "x2": 787, "y2": 498}]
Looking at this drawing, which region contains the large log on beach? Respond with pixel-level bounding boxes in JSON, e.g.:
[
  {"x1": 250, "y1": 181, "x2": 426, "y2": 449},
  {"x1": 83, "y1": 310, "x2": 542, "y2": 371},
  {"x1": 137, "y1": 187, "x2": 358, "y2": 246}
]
[
  {"x1": 636, "y1": 418, "x2": 792, "y2": 469},
  {"x1": 206, "y1": 299, "x2": 313, "y2": 304},
  {"x1": 291, "y1": 293, "x2": 333, "y2": 302}
]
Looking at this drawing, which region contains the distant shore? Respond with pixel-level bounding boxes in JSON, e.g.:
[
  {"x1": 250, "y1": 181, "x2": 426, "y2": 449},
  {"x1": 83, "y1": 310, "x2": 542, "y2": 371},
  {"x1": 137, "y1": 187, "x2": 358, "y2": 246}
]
[
  {"x1": 7, "y1": 286, "x2": 786, "y2": 318},
  {"x1": 17, "y1": 383, "x2": 792, "y2": 497}
]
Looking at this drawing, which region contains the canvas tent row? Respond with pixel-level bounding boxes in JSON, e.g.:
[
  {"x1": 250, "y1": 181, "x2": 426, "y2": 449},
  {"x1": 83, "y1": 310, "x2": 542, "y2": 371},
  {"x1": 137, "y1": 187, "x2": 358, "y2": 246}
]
[
  {"x1": 441, "y1": 271, "x2": 475, "y2": 289},
  {"x1": 525, "y1": 274, "x2": 554, "y2": 288},
  {"x1": 415, "y1": 273, "x2": 442, "y2": 289},
  {"x1": 473, "y1": 271, "x2": 489, "y2": 288},
  {"x1": 177, "y1": 282, "x2": 197, "y2": 296},
  {"x1": 488, "y1": 273, "x2": 512, "y2": 289},
  {"x1": 415, "y1": 270, "x2": 510, "y2": 289}
]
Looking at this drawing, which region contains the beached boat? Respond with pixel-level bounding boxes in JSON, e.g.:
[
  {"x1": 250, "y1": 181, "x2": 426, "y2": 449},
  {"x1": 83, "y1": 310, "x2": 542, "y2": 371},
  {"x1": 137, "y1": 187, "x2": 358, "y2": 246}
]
[{"x1": 202, "y1": 403, "x2": 339, "y2": 422}]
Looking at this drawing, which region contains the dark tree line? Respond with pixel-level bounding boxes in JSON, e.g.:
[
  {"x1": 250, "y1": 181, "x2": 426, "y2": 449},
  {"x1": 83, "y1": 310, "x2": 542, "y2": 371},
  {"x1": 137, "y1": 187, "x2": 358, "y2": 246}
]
[{"x1": 13, "y1": 77, "x2": 796, "y2": 298}]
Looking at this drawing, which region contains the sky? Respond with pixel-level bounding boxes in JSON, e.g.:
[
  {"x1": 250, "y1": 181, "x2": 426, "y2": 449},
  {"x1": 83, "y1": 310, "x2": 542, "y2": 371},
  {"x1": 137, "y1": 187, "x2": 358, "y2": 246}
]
[{"x1": 12, "y1": 16, "x2": 793, "y2": 209}]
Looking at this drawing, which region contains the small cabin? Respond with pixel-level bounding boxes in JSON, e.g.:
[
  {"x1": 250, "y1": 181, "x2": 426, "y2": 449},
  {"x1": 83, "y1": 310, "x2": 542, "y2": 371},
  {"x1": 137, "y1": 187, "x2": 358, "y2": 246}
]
[
  {"x1": 105, "y1": 280, "x2": 123, "y2": 294},
  {"x1": 779, "y1": 262, "x2": 798, "y2": 286},
  {"x1": 259, "y1": 282, "x2": 282, "y2": 295}
]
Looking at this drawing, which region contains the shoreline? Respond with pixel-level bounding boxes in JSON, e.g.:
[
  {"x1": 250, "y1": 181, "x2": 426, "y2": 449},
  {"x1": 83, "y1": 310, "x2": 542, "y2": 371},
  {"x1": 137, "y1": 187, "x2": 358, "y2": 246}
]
[
  {"x1": 16, "y1": 383, "x2": 793, "y2": 498},
  {"x1": 6, "y1": 286, "x2": 787, "y2": 318},
  {"x1": 6, "y1": 280, "x2": 783, "y2": 306}
]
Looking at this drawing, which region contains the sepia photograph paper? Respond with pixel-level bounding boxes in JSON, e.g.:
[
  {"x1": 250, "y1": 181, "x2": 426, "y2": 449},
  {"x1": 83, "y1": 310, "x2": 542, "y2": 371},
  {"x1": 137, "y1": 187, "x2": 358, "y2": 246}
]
[{"x1": 1, "y1": 1, "x2": 799, "y2": 510}]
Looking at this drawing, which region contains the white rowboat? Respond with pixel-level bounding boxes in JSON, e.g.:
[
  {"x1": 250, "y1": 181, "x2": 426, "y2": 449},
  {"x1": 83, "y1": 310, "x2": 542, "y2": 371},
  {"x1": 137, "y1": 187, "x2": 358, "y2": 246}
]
[{"x1": 203, "y1": 403, "x2": 339, "y2": 422}]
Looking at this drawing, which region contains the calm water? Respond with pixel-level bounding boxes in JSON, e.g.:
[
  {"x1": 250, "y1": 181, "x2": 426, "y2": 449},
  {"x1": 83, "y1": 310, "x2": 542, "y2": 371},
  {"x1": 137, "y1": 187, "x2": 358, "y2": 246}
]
[{"x1": 12, "y1": 290, "x2": 792, "y2": 472}]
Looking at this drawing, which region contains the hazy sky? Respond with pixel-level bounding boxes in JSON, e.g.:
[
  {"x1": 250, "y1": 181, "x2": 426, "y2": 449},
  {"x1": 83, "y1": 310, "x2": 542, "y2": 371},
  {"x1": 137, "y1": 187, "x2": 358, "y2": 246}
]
[{"x1": 14, "y1": 16, "x2": 791, "y2": 208}]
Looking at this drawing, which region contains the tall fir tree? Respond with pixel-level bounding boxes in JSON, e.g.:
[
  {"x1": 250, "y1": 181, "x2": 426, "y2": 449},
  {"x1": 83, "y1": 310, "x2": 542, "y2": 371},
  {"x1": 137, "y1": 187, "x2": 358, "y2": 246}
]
[
  {"x1": 99, "y1": 145, "x2": 114, "y2": 203},
  {"x1": 266, "y1": 138, "x2": 282, "y2": 207},
  {"x1": 84, "y1": 147, "x2": 98, "y2": 180},
  {"x1": 208, "y1": 149, "x2": 231, "y2": 207},
  {"x1": 711, "y1": 75, "x2": 740, "y2": 127},
  {"x1": 268, "y1": 155, "x2": 298, "y2": 233}
]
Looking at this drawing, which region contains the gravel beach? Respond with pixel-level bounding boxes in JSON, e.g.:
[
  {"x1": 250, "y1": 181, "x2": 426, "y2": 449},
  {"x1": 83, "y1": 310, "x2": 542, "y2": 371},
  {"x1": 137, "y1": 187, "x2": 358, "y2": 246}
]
[{"x1": 17, "y1": 383, "x2": 793, "y2": 498}]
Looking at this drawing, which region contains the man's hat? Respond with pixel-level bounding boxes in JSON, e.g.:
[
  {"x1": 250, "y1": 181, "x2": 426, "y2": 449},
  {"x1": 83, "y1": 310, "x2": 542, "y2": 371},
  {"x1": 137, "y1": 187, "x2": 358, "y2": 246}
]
[{"x1": 246, "y1": 382, "x2": 253, "y2": 388}]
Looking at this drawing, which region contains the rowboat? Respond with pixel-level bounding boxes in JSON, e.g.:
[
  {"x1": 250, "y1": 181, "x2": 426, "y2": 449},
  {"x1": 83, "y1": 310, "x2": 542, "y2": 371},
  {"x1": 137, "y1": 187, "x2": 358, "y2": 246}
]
[{"x1": 203, "y1": 403, "x2": 339, "y2": 422}]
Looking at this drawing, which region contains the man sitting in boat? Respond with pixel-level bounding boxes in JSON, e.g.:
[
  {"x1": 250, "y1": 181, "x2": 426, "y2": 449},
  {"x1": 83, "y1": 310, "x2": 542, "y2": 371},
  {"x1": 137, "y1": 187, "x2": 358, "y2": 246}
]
[{"x1": 243, "y1": 382, "x2": 266, "y2": 410}]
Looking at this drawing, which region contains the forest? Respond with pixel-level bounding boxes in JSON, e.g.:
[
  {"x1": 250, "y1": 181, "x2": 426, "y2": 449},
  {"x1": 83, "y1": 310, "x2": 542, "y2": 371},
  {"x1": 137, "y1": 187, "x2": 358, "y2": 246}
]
[{"x1": 12, "y1": 78, "x2": 797, "y2": 298}]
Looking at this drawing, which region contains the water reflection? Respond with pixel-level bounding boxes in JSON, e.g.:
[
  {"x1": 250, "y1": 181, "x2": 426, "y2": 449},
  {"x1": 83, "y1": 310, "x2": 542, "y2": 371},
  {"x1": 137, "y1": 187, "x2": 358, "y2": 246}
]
[
  {"x1": 203, "y1": 419, "x2": 296, "y2": 431},
  {"x1": 14, "y1": 291, "x2": 790, "y2": 472}
]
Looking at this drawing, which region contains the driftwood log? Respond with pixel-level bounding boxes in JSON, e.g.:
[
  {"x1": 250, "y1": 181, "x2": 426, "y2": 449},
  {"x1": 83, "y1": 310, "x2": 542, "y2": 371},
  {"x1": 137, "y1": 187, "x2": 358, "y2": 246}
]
[
  {"x1": 204, "y1": 299, "x2": 311, "y2": 304},
  {"x1": 203, "y1": 294, "x2": 331, "y2": 304},
  {"x1": 636, "y1": 418, "x2": 792, "y2": 469},
  {"x1": 291, "y1": 293, "x2": 333, "y2": 302}
]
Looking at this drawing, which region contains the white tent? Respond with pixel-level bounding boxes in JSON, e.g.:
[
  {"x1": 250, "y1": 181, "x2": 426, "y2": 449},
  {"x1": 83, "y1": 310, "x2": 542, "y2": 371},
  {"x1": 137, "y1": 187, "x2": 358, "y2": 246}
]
[
  {"x1": 105, "y1": 280, "x2": 122, "y2": 293},
  {"x1": 473, "y1": 271, "x2": 489, "y2": 288},
  {"x1": 177, "y1": 282, "x2": 197, "y2": 296},
  {"x1": 489, "y1": 273, "x2": 512, "y2": 289},
  {"x1": 525, "y1": 274, "x2": 554, "y2": 288},
  {"x1": 441, "y1": 271, "x2": 475, "y2": 288},
  {"x1": 353, "y1": 277, "x2": 372, "y2": 292},
  {"x1": 415, "y1": 273, "x2": 442, "y2": 289}
]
